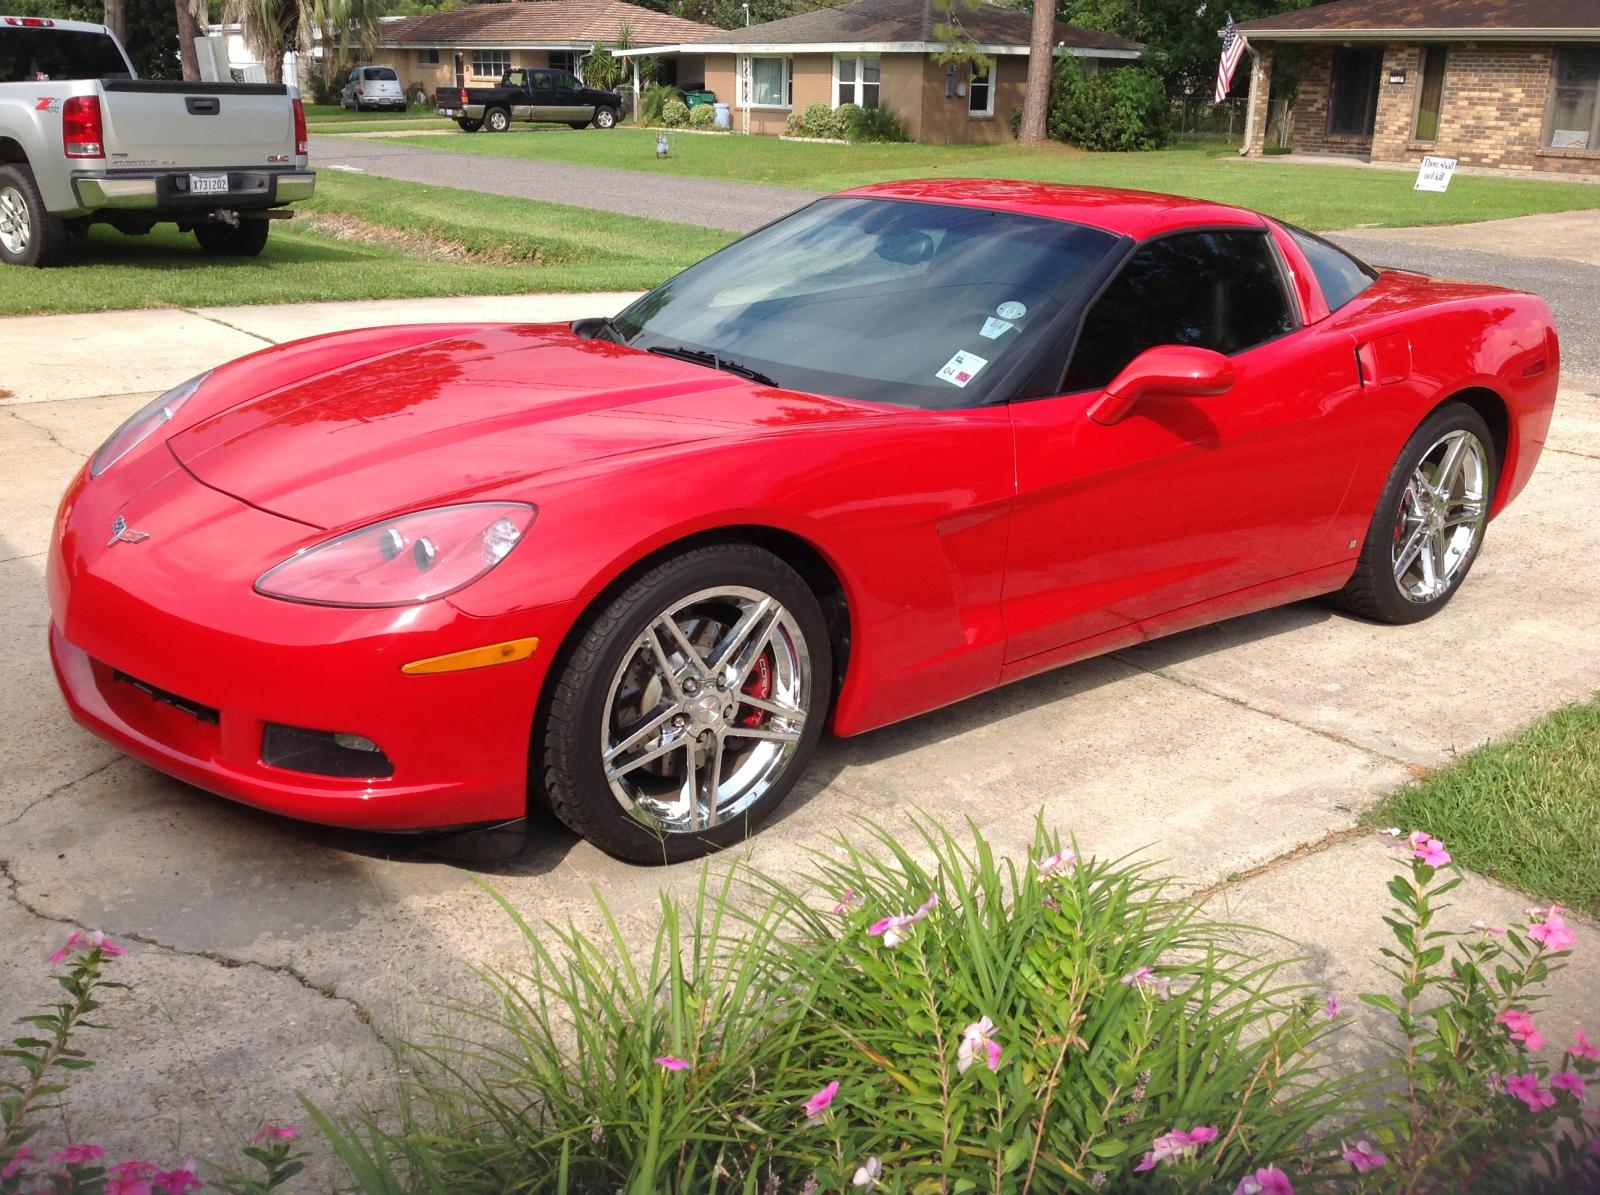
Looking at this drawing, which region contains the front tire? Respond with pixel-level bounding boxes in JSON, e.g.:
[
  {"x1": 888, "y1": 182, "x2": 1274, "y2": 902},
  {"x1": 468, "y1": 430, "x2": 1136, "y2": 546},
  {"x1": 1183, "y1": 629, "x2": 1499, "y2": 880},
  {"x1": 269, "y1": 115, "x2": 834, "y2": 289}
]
[
  {"x1": 484, "y1": 106, "x2": 511, "y2": 133},
  {"x1": 0, "y1": 164, "x2": 67, "y2": 268},
  {"x1": 593, "y1": 106, "x2": 618, "y2": 129},
  {"x1": 1337, "y1": 402, "x2": 1496, "y2": 624},
  {"x1": 194, "y1": 219, "x2": 270, "y2": 257},
  {"x1": 537, "y1": 543, "x2": 831, "y2": 865}
]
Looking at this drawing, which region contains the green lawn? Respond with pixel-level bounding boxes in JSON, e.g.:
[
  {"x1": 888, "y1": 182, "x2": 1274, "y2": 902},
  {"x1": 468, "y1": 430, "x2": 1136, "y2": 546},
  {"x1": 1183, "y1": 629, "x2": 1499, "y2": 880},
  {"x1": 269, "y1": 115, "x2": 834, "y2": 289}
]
[
  {"x1": 312, "y1": 118, "x2": 454, "y2": 135},
  {"x1": 1371, "y1": 695, "x2": 1600, "y2": 917},
  {"x1": 378, "y1": 128, "x2": 1600, "y2": 231},
  {"x1": 303, "y1": 102, "x2": 431, "y2": 123},
  {"x1": 1, "y1": 172, "x2": 730, "y2": 316}
]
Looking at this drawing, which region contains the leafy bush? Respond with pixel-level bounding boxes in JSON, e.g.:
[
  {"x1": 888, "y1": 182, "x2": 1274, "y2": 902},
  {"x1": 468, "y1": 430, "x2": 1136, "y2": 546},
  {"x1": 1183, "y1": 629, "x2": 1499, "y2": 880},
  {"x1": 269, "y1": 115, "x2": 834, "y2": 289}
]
[
  {"x1": 308, "y1": 817, "x2": 1598, "y2": 1193},
  {"x1": 660, "y1": 98, "x2": 690, "y2": 128},
  {"x1": 687, "y1": 102, "x2": 718, "y2": 130},
  {"x1": 1048, "y1": 59, "x2": 1169, "y2": 151},
  {"x1": 788, "y1": 101, "x2": 848, "y2": 140},
  {"x1": 639, "y1": 82, "x2": 680, "y2": 126},
  {"x1": 844, "y1": 103, "x2": 909, "y2": 143}
]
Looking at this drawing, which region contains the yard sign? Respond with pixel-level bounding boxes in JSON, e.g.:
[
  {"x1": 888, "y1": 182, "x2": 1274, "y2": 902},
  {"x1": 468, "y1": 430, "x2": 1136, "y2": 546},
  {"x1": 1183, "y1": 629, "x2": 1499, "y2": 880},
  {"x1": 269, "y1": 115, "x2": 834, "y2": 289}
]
[{"x1": 1414, "y1": 156, "x2": 1458, "y2": 192}]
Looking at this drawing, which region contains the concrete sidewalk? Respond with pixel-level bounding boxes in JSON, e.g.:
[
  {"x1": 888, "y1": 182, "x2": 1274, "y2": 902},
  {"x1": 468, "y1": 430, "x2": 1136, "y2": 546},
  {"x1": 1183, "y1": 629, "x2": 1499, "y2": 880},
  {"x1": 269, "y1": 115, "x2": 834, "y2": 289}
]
[{"x1": 2, "y1": 293, "x2": 1597, "y2": 1179}]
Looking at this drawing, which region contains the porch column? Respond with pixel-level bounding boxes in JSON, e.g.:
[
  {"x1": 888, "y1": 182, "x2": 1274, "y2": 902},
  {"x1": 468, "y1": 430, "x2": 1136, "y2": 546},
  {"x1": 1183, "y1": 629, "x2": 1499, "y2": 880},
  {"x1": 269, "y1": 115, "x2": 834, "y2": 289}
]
[{"x1": 1240, "y1": 45, "x2": 1273, "y2": 157}]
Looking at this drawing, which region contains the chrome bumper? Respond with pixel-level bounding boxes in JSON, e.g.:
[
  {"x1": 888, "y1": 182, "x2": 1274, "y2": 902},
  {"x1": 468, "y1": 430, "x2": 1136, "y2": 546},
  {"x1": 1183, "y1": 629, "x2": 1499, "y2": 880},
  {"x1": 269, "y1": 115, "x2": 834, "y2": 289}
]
[{"x1": 72, "y1": 170, "x2": 316, "y2": 211}]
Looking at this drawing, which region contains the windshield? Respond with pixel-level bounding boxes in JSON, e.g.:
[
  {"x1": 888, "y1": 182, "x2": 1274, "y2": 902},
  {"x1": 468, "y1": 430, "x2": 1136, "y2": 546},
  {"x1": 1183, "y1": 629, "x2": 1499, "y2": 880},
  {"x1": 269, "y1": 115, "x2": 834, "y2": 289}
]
[
  {"x1": 0, "y1": 28, "x2": 131, "y2": 81},
  {"x1": 610, "y1": 197, "x2": 1119, "y2": 408}
]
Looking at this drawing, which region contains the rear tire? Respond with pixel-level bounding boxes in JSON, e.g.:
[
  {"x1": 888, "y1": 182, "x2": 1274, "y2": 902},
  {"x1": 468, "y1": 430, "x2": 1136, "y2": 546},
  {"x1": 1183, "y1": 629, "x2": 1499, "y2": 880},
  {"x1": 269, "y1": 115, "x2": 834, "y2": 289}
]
[
  {"x1": 1337, "y1": 402, "x2": 1496, "y2": 625},
  {"x1": 536, "y1": 543, "x2": 830, "y2": 865},
  {"x1": 194, "y1": 219, "x2": 270, "y2": 257},
  {"x1": 593, "y1": 106, "x2": 618, "y2": 129},
  {"x1": 0, "y1": 164, "x2": 67, "y2": 268},
  {"x1": 485, "y1": 107, "x2": 511, "y2": 132},
  {"x1": 567, "y1": 121, "x2": 588, "y2": 130},
  {"x1": 456, "y1": 117, "x2": 483, "y2": 132}
]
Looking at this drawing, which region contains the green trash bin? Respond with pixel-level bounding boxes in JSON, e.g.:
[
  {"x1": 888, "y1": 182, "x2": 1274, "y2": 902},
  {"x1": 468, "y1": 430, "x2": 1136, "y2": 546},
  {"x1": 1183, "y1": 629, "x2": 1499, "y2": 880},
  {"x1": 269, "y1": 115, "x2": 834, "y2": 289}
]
[{"x1": 684, "y1": 90, "x2": 716, "y2": 108}]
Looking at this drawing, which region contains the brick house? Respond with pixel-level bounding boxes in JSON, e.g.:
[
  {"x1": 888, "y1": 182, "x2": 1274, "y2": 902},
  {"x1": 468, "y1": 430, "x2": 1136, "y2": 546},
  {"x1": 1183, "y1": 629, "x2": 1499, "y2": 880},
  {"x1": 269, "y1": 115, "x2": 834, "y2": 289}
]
[
  {"x1": 616, "y1": 0, "x2": 1142, "y2": 144},
  {"x1": 380, "y1": 0, "x2": 717, "y2": 96},
  {"x1": 1237, "y1": 0, "x2": 1600, "y2": 176}
]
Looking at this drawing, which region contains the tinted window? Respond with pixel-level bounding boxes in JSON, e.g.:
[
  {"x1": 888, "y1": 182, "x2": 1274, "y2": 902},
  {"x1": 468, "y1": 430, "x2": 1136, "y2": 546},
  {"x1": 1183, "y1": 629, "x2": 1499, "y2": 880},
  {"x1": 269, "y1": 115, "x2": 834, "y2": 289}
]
[
  {"x1": 363, "y1": 67, "x2": 397, "y2": 81},
  {"x1": 1284, "y1": 225, "x2": 1377, "y2": 313},
  {"x1": 0, "y1": 28, "x2": 129, "y2": 81},
  {"x1": 1064, "y1": 231, "x2": 1295, "y2": 392},
  {"x1": 551, "y1": 71, "x2": 578, "y2": 90},
  {"x1": 611, "y1": 197, "x2": 1119, "y2": 409}
]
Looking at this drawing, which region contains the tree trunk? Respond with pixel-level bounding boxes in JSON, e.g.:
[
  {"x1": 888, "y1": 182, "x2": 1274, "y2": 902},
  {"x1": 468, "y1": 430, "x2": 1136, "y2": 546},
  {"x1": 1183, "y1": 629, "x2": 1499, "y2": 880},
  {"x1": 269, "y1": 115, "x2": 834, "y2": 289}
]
[
  {"x1": 103, "y1": 0, "x2": 126, "y2": 41},
  {"x1": 175, "y1": 0, "x2": 202, "y2": 80},
  {"x1": 1017, "y1": 0, "x2": 1053, "y2": 144},
  {"x1": 262, "y1": 37, "x2": 284, "y2": 84}
]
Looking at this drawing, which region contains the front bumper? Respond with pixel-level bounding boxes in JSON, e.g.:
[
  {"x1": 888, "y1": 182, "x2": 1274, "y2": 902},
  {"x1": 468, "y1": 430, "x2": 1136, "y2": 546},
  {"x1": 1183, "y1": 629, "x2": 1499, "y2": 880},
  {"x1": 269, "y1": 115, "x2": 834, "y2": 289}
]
[
  {"x1": 47, "y1": 451, "x2": 573, "y2": 831},
  {"x1": 71, "y1": 169, "x2": 315, "y2": 212}
]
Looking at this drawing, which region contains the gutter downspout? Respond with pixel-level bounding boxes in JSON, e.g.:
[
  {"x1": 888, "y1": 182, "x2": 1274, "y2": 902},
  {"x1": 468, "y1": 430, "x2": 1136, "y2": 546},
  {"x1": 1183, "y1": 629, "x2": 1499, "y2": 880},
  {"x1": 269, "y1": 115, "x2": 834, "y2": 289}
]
[{"x1": 1239, "y1": 45, "x2": 1262, "y2": 157}]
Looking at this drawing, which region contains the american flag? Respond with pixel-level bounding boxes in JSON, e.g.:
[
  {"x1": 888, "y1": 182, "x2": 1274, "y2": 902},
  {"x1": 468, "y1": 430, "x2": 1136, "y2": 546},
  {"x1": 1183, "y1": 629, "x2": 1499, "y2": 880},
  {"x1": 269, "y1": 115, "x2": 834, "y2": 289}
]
[{"x1": 1215, "y1": 13, "x2": 1249, "y2": 105}]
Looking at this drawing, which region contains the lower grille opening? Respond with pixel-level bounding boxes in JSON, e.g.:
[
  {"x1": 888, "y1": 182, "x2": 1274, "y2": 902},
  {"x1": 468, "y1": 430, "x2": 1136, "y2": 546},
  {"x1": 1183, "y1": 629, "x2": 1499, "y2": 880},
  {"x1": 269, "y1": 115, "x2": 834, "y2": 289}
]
[
  {"x1": 113, "y1": 670, "x2": 220, "y2": 724},
  {"x1": 261, "y1": 724, "x2": 396, "y2": 780}
]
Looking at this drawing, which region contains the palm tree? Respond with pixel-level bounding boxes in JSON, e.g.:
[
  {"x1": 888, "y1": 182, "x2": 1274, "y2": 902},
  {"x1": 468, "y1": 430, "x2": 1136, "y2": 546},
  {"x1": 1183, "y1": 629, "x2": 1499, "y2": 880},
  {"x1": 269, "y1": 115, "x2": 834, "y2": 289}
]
[{"x1": 225, "y1": 0, "x2": 383, "y2": 86}]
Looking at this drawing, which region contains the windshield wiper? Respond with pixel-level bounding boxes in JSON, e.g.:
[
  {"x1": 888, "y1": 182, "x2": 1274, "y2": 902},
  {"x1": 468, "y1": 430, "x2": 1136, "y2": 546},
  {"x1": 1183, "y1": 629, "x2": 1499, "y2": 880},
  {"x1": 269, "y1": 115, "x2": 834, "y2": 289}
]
[{"x1": 647, "y1": 345, "x2": 778, "y2": 387}]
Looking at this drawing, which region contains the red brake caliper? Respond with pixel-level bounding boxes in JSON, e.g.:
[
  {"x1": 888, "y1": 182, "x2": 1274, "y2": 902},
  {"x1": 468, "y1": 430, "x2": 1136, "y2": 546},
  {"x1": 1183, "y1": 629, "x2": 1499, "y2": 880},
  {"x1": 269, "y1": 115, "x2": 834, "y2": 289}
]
[{"x1": 738, "y1": 653, "x2": 773, "y2": 727}]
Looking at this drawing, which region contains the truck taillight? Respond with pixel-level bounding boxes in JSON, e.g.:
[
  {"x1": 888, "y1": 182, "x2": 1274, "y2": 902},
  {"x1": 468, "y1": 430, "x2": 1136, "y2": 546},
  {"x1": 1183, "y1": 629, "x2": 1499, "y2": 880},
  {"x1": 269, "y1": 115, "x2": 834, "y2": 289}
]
[
  {"x1": 460, "y1": 89, "x2": 469, "y2": 105},
  {"x1": 292, "y1": 97, "x2": 308, "y2": 156},
  {"x1": 62, "y1": 95, "x2": 104, "y2": 159}
]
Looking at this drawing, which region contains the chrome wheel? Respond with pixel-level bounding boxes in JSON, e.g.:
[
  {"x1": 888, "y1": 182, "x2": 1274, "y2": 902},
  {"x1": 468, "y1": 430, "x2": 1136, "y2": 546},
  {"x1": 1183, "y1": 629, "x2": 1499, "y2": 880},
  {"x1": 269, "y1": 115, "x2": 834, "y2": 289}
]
[
  {"x1": 0, "y1": 186, "x2": 30, "y2": 256},
  {"x1": 1391, "y1": 428, "x2": 1489, "y2": 603},
  {"x1": 601, "y1": 586, "x2": 811, "y2": 834}
]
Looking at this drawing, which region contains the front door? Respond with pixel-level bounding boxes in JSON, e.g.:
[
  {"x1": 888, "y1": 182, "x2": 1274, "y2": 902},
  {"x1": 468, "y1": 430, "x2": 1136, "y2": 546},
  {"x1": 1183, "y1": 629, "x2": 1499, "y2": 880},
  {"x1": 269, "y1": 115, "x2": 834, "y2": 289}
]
[{"x1": 1001, "y1": 228, "x2": 1366, "y2": 664}]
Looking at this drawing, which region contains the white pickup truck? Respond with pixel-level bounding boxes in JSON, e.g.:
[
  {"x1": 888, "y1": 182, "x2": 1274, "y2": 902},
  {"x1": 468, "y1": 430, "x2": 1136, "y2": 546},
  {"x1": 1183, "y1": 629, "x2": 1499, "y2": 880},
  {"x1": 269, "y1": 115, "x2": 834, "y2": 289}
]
[{"x1": 0, "y1": 15, "x2": 313, "y2": 267}]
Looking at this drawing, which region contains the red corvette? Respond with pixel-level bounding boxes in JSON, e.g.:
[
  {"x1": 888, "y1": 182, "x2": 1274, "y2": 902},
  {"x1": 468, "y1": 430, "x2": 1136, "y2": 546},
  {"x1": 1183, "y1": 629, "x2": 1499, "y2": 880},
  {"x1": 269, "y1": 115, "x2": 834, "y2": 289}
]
[{"x1": 48, "y1": 181, "x2": 1559, "y2": 863}]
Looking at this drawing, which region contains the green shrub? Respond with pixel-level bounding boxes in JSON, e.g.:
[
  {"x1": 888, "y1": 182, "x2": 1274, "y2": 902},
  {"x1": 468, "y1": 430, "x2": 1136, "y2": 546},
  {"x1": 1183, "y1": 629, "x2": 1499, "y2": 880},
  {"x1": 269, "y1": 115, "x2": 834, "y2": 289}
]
[
  {"x1": 660, "y1": 98, "x2": 690, "y2": 128},
  {"x1": 798, "y1": 101, "x2": 846, "y2": 139},
  {"x1": 784, "y1": 111, "x2": 804, "y2": 136},
  {"x1": 687, "y1": 102, "x2": 718, "y2": 130},
  {"x1": 845, "y1": 103, "x2": 908, "y2": 143},
  {"x1": 639, "y1": 82, "x2": 680, "y2": 126},
  {"x1": 1048, "y1": 59, "x2": 1169, "y2": 151}
]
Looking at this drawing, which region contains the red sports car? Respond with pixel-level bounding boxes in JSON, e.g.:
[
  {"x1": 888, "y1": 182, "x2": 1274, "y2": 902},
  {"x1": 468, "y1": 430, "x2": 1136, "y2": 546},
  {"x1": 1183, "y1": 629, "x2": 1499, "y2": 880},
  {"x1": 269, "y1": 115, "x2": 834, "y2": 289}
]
[{"x1": 48, "y1": 181, "x2": 1559, "y2": 863}]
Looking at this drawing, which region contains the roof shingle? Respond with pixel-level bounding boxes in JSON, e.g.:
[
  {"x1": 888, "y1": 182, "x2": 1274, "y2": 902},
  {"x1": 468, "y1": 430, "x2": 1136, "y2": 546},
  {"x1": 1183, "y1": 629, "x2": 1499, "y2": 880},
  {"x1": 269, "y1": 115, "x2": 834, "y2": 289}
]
[
  {"x1": 1239, "y1": 0, "x2": 1599, "y2": 36},
  {"x1": 384, "y1": 1, "x2": 718, "y2": 48}
]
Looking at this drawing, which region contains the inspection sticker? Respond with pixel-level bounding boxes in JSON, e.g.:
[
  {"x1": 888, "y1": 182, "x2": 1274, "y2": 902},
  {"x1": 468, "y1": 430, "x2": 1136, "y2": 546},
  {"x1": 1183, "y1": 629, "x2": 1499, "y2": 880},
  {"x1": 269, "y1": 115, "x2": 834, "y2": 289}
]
[
  {"x1": 996, "y1": 301, "x2": 1027, "y2": 320},
  {"x1": 979, "y1": 317, "x2": 1014, "y2": 340},
  {"x1": 935, "y1": 350, "x2": 988, "y2": 387}
]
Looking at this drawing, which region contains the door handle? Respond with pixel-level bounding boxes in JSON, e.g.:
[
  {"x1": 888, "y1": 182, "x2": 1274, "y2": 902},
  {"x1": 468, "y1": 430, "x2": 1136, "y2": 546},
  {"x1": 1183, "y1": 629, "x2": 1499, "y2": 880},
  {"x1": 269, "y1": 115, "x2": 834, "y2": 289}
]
[{"x1": 185, "y1": 96, "x2": 220, "y2": 116}]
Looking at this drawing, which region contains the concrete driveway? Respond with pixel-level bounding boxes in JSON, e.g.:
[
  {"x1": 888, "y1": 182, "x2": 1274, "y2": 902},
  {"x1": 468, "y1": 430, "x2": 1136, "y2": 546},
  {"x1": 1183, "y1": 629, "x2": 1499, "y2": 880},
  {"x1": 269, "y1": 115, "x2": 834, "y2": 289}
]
[{"x1": 3, "y1": 269, "x2": 1598, "y2": 1172}]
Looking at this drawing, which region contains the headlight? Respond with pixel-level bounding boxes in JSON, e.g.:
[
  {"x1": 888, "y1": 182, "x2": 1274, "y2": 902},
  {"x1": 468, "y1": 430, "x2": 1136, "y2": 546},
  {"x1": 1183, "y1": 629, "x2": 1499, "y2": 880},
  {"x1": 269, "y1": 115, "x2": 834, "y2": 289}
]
[
  {"x1": 90, "y1": 372, "x2": 212, "y2": 478},
  {"x1": 255, "y1": 503, "x2": 536, "y2": 608}
]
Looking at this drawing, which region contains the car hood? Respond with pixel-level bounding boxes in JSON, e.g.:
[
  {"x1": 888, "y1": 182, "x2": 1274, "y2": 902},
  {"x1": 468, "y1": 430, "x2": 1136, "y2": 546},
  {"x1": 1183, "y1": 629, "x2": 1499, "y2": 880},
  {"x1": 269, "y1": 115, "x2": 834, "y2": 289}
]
[{"x1": 169, "y1": 324, "x2": 883, "y2": 530}]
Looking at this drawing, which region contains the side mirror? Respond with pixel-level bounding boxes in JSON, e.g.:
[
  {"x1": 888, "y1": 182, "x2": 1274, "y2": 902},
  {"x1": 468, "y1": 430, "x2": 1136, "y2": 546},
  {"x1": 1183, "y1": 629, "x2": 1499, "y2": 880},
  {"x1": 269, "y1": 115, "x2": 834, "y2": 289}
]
[{"x1": 1087, "y1": 345, "x2": 1235, "y2": 426}]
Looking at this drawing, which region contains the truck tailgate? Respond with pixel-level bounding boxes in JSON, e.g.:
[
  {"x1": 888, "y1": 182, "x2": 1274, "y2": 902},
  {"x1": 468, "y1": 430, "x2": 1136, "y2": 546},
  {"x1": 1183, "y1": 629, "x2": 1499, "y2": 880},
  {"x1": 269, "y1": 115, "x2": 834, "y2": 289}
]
[{"x1": 99, "y1": 80, "x2": 294, "y2": 169}]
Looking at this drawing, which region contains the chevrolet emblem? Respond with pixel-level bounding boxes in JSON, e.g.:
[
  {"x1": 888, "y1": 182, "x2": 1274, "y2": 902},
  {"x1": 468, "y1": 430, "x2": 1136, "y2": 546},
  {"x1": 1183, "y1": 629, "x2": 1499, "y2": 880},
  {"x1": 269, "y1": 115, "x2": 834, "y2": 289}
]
[{"x1": 109, "y1": 515, "x2": 149, "y2": 546}]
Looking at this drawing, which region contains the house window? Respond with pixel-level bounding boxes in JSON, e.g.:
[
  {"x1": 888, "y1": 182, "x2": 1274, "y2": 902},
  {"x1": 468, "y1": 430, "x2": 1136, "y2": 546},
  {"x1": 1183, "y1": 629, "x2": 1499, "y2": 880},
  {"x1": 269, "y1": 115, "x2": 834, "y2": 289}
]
[
  {"x1": 968, "y1": 64, "x2": 994, "y2": 117},
  {"x1": 419, "y1": 48, "x2": 439, "y2": 66},
  {"x1": 1327, "y1": 47, "x2": 1380, "y2": 137},
  {"x1": 740, "y1": 55, "x2": 792, "y2": 108},
  {"x1": 548, "y1": 50, "x2": 577, "y2": 75},
  {"x1": 1545, "y1": 47, "x2": 1600, "y2": 150},
  {"x1": 833, "y1": 55, "x2": 879, "y2": 108},
  {"x1": 472, "y1": 50, "x2": 510, "y2": 79},
  {"x1": 1412, "y1": 46, "x2": 1447, "y2": 141}
]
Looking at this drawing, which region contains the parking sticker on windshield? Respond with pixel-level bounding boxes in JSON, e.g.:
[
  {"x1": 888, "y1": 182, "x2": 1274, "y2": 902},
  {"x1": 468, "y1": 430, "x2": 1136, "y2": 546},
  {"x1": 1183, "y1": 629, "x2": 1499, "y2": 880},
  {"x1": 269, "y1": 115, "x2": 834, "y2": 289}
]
[
  {"x1": 979, "y1": 317, "x2": 1014, "y2": 340},
  {"x1": 996, "y1": 301, "x2": 1027, "y2": 320},
  {"x1": 935, "y1": 350, "x2": 989, "y2": 388}
]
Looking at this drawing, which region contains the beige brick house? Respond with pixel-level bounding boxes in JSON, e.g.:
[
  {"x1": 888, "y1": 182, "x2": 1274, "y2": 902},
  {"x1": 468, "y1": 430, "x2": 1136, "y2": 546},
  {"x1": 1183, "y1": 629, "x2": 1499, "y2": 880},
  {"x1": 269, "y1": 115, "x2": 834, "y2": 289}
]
[
  {"x1": 380, "y1": 0, "x2": 716, "y2": 97},
  {"x1": 617, "y1": 0, "x2": 1141, "y2": 144},
  {"x1": 1238, "y1": 0, "x2": 1600, "y2": 176}
]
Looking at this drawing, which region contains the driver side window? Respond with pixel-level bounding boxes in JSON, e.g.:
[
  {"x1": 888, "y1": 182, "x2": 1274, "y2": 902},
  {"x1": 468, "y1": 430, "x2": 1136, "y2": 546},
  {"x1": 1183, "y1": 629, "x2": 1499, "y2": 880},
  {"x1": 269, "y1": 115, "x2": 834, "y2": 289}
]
[{"x1": 1063, "y1": 230, "x2": 1294, "y2": 392}]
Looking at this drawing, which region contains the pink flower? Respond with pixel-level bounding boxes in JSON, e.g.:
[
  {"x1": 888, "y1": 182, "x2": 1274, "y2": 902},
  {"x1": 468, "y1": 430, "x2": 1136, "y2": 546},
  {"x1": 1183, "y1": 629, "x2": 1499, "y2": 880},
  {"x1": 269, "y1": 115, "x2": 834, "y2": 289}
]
[
  {"x1": 1325, "y1": 994, "x2": 1339, "y2": 1020},
  {"x1": 1133, "y1": 1126, "x2": 1218, "y2": 1171},
  {"x1": 803, "y1": 1080, "x2": 839, "y2": 1123},
  {"x1": 250, "y1": 1124, "x2": 299, "y2": 1143},
  {"x1": 1036, "y1": 849, "x2": 1076, "y2": 880},
  {"x1": 50, "y1": 1144, "x2": 106, "y2": 1166},
  {"x1": 156, "y1": 1162, "x2": 203, "y2": 1195},
  {"x1": 1505, "y1": 1073, "x2": 1557, "y2": 1112},
  {"x1": 1572, "y1": 1029, "x2": 1599, "y2": 1061},
  {"x1": 956, "y1": 1017, "x2": 1002, "y2": 1074},
  {"x1": 2, "y1": 1149, "x2": 36, "y2": 1180},
  {"x1": 1342, "y1": 1139, "x2": 1388, "y2": 1173},
  {"x1": 108, "y1": 1159, "x2": 162, "y2": 1193},
  {"x1": 867, "y1": 893, "x2": 937, "y2": 948},
  {"x1": 654, "y1": 1056, "x2": 690, "y2": 1071},
  {"x1": 1551, "y1": 1071, "x2": 1587, "y2": 1100},
  {"x1": 831, "y1": 890, "x2": 858, "y2": 914},
  {"x1": 1406, "y1": 831, "x2": 1450, "y2": 868},
  {"x1": 1497, "y1": 1009, "x2": 1547, "y2": 1052},
  {"x1": 851, "y1": 1156, "x2": 882, "y2": 1188},
  {"x1": 1234, "y1": 1167, "x2": 1295, "y2": 1195},
  {"x1": 1529, "y1": 905, "x2": 1577, "y2": 953},
  {"x1": 48, "y1": 929, "x2": 125, "y2": 963},
  {"x1": 1121, "y1": 966, "x2": 1172, "y2": 1000}
]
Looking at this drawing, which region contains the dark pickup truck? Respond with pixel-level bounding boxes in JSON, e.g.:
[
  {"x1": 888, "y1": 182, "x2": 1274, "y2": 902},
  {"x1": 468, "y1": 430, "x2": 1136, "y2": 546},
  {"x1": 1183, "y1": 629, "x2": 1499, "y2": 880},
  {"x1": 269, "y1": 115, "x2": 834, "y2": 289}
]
[{"x1": 436, "y1": 68, "x2": 622, "y2": 133}]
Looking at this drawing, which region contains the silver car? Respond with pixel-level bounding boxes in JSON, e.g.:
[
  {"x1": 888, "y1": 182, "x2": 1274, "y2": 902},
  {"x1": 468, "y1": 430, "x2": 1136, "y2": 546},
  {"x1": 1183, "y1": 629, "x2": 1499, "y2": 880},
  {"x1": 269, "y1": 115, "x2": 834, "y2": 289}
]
[{"x1": 340, "y1": 65, "x2": 405, "y2": 111}]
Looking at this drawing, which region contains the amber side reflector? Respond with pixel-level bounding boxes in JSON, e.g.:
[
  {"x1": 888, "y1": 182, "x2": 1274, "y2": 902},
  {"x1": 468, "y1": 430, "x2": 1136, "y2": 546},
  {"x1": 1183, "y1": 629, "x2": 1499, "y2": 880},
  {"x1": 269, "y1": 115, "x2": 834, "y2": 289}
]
[{"x1": 402, "y1": 636, "x2": 540, "y2": 675}]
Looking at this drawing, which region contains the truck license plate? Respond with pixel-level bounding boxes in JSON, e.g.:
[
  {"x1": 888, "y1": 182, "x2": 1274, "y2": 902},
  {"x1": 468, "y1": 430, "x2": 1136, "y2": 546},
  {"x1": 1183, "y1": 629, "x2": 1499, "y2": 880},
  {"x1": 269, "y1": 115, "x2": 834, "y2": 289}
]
[{"x1": 189, "y1": 173, "x2": 228, "y2": 195}]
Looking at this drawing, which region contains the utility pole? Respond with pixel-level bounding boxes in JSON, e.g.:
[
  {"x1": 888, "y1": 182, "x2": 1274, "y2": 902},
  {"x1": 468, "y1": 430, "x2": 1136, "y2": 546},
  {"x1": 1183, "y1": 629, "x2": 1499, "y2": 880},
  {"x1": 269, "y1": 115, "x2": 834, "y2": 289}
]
[{"x1": 103, "y1": 0, "x2": 125, "y2": 41}]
